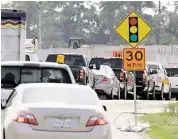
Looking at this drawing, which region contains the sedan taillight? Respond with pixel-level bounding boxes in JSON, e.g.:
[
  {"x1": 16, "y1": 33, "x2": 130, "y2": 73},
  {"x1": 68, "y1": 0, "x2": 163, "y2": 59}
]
[
  {"x1": 13, "y1": 113, "x2": 38, "y2": 125},
  {"x1": 86, "y1": 116, "x2": 108, "y2": 127},
  {"x1": 80, "y1": 69, "x2": 85, "y2": 80},
  {"x1": 100, "y1": 78, "x2": 109, "y2": 84},
  {"x1": 120, "y1": 72, "x2": 124, "y2": 81}
]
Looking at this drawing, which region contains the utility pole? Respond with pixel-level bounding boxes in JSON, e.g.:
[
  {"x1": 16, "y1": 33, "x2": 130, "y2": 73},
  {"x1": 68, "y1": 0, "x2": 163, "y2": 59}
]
[
  {"x1": 38, "y1": 2, "x2": 42, "y2": 50},
  {"x1": 157, "y1": 1, "x2": 161, "y2": 45}
]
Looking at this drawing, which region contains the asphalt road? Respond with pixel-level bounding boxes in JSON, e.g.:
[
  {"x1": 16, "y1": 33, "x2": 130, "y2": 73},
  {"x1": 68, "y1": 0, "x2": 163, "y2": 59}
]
[{"x1": 101, "y1": 100, "x2": 177, "y2": 139}]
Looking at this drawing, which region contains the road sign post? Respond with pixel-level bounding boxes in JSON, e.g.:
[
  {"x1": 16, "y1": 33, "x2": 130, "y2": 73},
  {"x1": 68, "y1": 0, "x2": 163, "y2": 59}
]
[
  {"x1": 133, "y1": 71, "x2": 137, "y2": 126},
  {"x1": 115, "y1": 11, "x2": 152, "y2": 128}
]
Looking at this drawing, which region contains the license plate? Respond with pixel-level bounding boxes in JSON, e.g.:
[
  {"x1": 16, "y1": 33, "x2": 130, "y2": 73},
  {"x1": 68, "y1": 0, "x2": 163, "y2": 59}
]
[{"x1": 53, "y1": 118, "x2": 71, "y2": 128}]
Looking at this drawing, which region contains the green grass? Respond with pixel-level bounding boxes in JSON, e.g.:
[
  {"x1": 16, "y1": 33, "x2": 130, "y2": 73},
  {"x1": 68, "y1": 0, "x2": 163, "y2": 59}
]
[{"x1": 140, "y1": 103, "x2": 178, "y2": 139}]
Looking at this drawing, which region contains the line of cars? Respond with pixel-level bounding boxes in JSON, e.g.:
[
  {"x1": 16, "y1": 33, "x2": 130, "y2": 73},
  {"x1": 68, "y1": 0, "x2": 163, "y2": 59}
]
[
  {"x1": 45, "y1": 52, "x2": 178, "y2": 100},
  {"x1": 88, "y1": 56, "x2": 178, "y2": 100}
]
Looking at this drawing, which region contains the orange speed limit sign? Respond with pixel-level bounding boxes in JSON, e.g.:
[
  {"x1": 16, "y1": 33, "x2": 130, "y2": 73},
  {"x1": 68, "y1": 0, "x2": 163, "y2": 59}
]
[{"x1": 123, "y1": 48, "x2": 145, "y2": 71}]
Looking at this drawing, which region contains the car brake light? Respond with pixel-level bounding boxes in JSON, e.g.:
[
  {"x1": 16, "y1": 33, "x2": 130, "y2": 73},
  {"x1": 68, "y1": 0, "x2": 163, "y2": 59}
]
[
  {"x1": 13, "y1": 113, "x2": 38, "y2": 125},
  {"x1": 80, "y1": 69, "x2": 85, "y2": 80},
  {"x1": 120, "y1": 71, "x2": 124, "y2": 81},
  {"x1": 101, "y1": 78, "x2": 109, "y2": 84},
  {"x1": 86, "y1": 116, "x2": 108, "y2": 127}
]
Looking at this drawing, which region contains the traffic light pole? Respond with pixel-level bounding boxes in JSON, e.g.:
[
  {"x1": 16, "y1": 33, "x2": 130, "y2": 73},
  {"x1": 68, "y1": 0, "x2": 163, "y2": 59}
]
[{"x1": 133, "y1": 71, "x2": 137, "y2": 127}]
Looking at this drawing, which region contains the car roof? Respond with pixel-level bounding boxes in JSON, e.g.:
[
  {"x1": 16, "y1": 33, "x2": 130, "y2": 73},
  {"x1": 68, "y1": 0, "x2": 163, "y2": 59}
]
[
  {"x1": 164, "y1": 63, "x2": 178, "y2": 68},
  {"x1": 48, "y1": 53, "x2": 87, "y2": 57},
  {"x1": 100, "y1": 65, "x2": 111, "y2": 68},
  {"x1": 146, "y1": 61, "x2": 162, "y2": 65},
  {"x1": 92, "y1": 57, "x2": 122, "y2": 59},
  {"x1": 1, "y1": 61, "x2": 69, "y2": 68},
  {"x1": 15, "y1": 83, "x2": 92, "y2": 93}
]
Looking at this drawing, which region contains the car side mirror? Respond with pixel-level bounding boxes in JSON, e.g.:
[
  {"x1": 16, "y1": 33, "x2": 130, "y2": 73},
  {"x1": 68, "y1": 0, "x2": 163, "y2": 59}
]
[
  {"x1": 89, "y1": 64, "x2": 94, "y2": 69},
  {"x1": 1, "y1": 102, "x2": 6, "y2": 110},
  {"x1": 151, "y1": 70, "x2": 158, "y2": 74},
  {"x1": 103, "y1": 105, "x2": 107, "y2": 111},
  {"x1": 89, "y1": 64, "x2": 100, "y2": 70}
]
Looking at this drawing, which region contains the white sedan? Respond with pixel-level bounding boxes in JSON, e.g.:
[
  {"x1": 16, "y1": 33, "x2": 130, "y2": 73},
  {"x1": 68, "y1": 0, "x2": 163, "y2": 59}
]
[
  {"x1": 1, "y1": 83, "x2": 112, "y2": 139},
  {"x1": 92, "y1": 65, "x2": 120, "y2": 100}
]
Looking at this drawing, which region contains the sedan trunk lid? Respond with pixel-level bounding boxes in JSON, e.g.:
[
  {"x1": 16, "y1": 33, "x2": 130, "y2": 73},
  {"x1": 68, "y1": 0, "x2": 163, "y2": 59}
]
[{"x1": 23, "y1": 103, "x2": 103, "y2": 132}]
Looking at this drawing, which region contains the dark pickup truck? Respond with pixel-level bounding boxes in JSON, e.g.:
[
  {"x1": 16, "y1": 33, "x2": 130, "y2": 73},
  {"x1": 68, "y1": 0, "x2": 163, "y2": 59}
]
[{"x1": 46, "y1": 53, "x2": 95, "y2": 87}]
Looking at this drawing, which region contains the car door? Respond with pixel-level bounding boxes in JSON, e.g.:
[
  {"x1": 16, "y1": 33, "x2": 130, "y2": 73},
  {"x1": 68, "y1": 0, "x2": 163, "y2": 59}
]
[
  {"x1": 108, "y1": 67, "x2": 119, "y2": 94},
  {"x1": 85, "y1": 57, "x2": 94, "y2": 87},
  {"x1": 2, "y1": 90, "x2": 18, "y2": 125},
  {"x1": 147, "y1": 66, "x2": 154, "y2": 89}
]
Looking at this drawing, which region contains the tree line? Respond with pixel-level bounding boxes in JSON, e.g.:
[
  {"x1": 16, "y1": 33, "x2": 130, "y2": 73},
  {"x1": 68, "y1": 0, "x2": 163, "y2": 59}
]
[{"x1": 2, "y1": 1, "x2": 178, "y2": 48}]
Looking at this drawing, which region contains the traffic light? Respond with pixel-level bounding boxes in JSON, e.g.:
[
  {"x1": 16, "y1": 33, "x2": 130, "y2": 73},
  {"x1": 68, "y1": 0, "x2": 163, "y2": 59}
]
[{"x1": 129, "y1": 17, "x2": 138, "y2": 43}]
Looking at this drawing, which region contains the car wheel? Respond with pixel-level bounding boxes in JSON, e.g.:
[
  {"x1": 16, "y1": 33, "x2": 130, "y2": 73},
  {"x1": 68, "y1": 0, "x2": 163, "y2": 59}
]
[
  {"x1": 3, "y1": 128, "x2": 5, "y2": 139},
  {"x1": 165, "y1": 84, "x2": 171, "y2": 100},
  {"x1": 114, "y1": 85, "x2": 120, "y2": 100},
  {"x1": 160, "y1": 85, "x2": 164, "y2": 100},
  {"x1": 120, "y1": 83, "x2": 127, "y2": 100},
  {"x1": 152, "y1": 82, "x2": 156, "y2": 100},
  {"x1": 176, "y1": 95, "x2": 178, "y2": 101},
  {"x1": 91, "y1": 77, "x2": 96, "y2": 89},
  {"x1": 124, "y1": 83, "x2": 128, "y2": 100},
  {"x1": 144, "y1": 83, "x2": 150, "y2": 100},
  {"x1": 106, "y1": 89, "x2": 114, "y2": 100}
]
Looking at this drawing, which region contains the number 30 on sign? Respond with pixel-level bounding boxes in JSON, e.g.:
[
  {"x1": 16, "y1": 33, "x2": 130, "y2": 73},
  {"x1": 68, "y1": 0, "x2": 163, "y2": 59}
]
[{"x1": 123, "y1": 48, "x2": 145, "y2": 71}]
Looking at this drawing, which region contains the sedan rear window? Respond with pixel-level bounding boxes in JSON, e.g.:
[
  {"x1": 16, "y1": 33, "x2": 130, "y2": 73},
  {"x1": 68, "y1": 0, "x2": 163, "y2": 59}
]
[
  {"x1": 21, "y1": 86, "x2": 99, "y2": 106},
  {"x1": 1, "y1": 66, "x2": 72, "y2": 88},
  {"x1": 89, "y1": 58, "x2": 122, "y2": 69},
  {"x1": 166, "y1": 68, "x2": 178, "y2": 77},
  {"x1": 46, "y1": 54, "x2": 86, "y2": 67}
]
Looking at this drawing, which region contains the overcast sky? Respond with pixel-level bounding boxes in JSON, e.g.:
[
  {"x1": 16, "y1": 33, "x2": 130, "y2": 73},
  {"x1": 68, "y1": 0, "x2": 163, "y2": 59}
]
[{"x1": 1, "y1": 1, "x2": 175, "y2": 15}]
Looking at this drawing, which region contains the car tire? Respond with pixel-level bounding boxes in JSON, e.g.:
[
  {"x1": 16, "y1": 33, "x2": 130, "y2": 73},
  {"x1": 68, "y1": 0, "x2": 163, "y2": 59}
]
[
  {"x1": 144, "y1": 83, "x2": 150, "y2": 100},
  {"x1": 165, "y1": 84, "x2": 171, "y2": 100},
  {"x1": 152, "y1": 82, "x2": 156, "y2": 100},
  {"x1": 160, "y1": 85, "x2": 164, "y2": 100},
  {"x1": 106, "y1": 89, "x2": 114, "y2": 100},
  {"x1": 3, "y1": 128, "x2": 5, "y2": 139},
  {"x1": 120, "y1": 83, "x2": 127, "y2": 100},
  {"x1": 155, "y1": 84, "x2": 164, "y2": 100}
]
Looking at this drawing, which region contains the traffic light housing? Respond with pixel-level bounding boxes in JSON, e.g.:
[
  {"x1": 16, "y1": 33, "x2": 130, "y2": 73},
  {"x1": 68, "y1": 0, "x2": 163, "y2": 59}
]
[{"x1": 129, "y1": 17, "x2": 138, "y2": 43}]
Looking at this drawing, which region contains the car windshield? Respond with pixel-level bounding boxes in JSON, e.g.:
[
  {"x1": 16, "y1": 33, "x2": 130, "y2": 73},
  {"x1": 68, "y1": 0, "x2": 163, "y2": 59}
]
[
  {"x1": 1, "y1": 66, "x2": 72, "y2": 88},
  {"x1": 92, "y1": 65, "x2": 108, "y2": 74},
  {"x1": 147, "y1": 64, "x2": 160, "y2": 70},
  {"x1": 89, "y1": 58, "x2": 122, "y2": 69},
  {"x1": 166, "y1": 68, "x2": 178, "y2": 77},
  {"x1": 21, "y1": 86, "x2": 99, "y2": 105},
  {"x1": 46, "y1": 54, "x2": 86, "y2": 67}
]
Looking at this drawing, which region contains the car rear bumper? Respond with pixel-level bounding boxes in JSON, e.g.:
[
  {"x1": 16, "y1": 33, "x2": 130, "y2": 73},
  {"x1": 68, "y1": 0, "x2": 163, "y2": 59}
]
[
  {"x1": 171, "y1": 88, "x2": 178, "y2": 93},
  {"x1": 136, "y1": 85, "x2": 148, "y2": 94},
  {"x1": 95, "y1": 84, "x2": 113, "y2": 95},
  {"x1": 6, "y1": 123, "x2": 110, "y2": 139}
]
